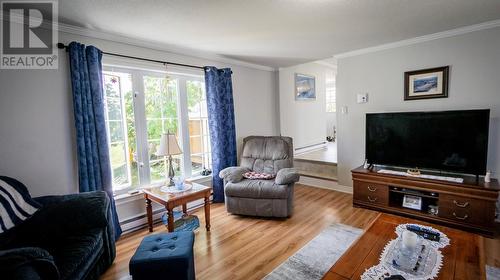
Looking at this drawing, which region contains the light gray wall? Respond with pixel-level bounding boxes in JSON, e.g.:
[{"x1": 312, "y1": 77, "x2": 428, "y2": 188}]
[
  {"x1": 0, "y1": 56, "x2": 76, "y2": 196},
  {"x1": 279, "y1": 62, "x2": 334, "y2": 149},
  {"x1": 0, "y1": 31, "x2": 279, "y2": 206},
  {"x1": 336, "y1": 27, "x2": 500, "y2": 188}
]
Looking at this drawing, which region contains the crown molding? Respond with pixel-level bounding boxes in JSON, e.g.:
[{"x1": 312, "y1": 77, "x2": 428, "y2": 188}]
[
  {"x1": 57, "y1": 23, "x2": 276, "y2": 72},
  {"x1": 278, "y1": 60, "x2": 337, "y2": 71},
  {"x1": 313, "y1": 60, "x2": 337, "y2": 69},
  {"x1": 1, "y1": 13, "x2": 276, "y2": 72},
  {"x1": 334, "y1": 19, "x2": 500, "y2": 59}
]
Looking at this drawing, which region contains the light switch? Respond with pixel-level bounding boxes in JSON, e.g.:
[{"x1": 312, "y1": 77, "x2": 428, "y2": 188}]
[
  {"x1": 341, "y1": 106, "x2": 348, "y2": 115},
  {"x1": 357, "y1": 93, "x2": 368, "y2": 103}
]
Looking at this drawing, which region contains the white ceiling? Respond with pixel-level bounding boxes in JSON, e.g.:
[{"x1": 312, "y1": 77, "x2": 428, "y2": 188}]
[{"x1": 58, "y1": 0, "x2": 500, "y2": 68}]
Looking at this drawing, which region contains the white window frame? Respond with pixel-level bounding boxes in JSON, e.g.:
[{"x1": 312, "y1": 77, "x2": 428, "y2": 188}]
[
  {"x1": 102, "y1": 73, "x2": 133, "y2": 190},
  {"x1": 103, "y1": 65, "x2": 209, "y2": 194},
  {"x1": 325, "y1": 75, "x2": 336, "y2": 113}
]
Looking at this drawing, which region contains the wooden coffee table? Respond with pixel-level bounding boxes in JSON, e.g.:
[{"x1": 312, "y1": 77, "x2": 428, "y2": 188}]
[
  {"x1": 323, "y1": 213, "x2": 485, "y2": 280},
  {"x1": 143, "y1": 183, "x2": 212, "y2": 233}
]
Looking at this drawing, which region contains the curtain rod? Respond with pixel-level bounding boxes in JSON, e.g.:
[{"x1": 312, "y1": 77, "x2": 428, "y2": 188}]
[{"x1": 57, "y1": 43, "x2": 205, "y2": 70}]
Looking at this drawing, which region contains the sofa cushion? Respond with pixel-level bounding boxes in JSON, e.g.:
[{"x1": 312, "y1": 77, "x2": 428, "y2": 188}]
[
  {"x1": 47, "y1": 228, "x2": 104, "y2": 280},
  {"x1": 243, "y1": 172, "x2": 275, "y2": 180},
  {"x1": 225, "y1": 179, "x2": 289, "y2": 199}
]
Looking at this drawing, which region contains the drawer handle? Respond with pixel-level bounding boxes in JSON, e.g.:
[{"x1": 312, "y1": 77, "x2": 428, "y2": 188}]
[
  {"x1": 453, "y1": 212, "x2": 469, "y2": 220},
  {"x1": 367, "y1": 186, "x2": 378, "y2": 192},
  {"x1": 367, "y1": 196, "x2": 377, "y2": 202},
  {"x1": 453, "y1": 200, "x2": 469, "y2": 208}
]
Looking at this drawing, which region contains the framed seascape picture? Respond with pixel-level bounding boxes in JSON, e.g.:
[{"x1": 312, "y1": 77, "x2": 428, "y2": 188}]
[
  {"x1": 295, "y1": 73, "x2": 316, "y2": 100},
  {"x1": 404, "y1": 66, "x2": 449, "y2": 101}
]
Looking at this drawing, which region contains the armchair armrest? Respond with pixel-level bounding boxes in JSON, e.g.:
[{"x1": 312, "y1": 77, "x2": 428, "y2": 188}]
[
  {"x1": 275, "y1": 168, "x2": 300, "y2": 185},
  {"x1": 0, "y1": 247, "x2": 59, "y2": 280},
  {"x1": 32, "y1": 191, "x2": 110, "y2": 233},
  {"x1": 219, "y1": 167, "x2": 250, "y2": 183}
]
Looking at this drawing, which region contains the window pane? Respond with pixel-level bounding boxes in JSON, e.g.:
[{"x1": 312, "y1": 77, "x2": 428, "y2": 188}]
[
  {"x1": 108, "y1": 121, "x2": 124, "y2": 142},
  {"x1": 149, "y1": 159, "x2": 166, "y2": 182},
  {"x1": 189, "y1": 119, "x2": 202, "y2": 136},
  {"x1": 148, "y1": 139, "x2": 161, "y2": 161},
  {"x1": 190, "y1": 136, "x2": 203, "y2": 154},
  {"x1": 146, "y1": 120, "x2": 163, "y2": 140},
  {"x1": 187, "y1": 80, "x2": 211, "y2": 175},
  {"x1": 191, "y1": 154, "x2": 203, "y2": 174},
  {"x1": 110, "y1": 143, "x2": 127, "y2": 185},
  {"x1": 164, "y1": 119, "x2": 178, "y2": 135},
  {"x1": 326, "y1": 73, "x2": 336, "y2": 113},
  {"x1": 106, "y1": 98, "x2": 122, "y2": 120},
  {"x1": 144, "y1": 75, "x2": 182, "y2": 182},
  {"x1": 103, "y1": 72, "x2": 139, "y2": 190},
  {"x1": 149, "y1": 156, "x2": 182, "y2": 182}
]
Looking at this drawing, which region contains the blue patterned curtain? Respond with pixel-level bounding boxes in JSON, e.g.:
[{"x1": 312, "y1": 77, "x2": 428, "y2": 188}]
[
  {"x1": 68, "y1": 42, "x2": 122, "y2": 240},
  {"x1": 204, "y1": 67, "x2": 237, "y2": 202}
]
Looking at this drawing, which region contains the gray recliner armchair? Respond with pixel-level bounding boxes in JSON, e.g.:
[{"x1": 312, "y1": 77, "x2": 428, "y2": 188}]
[{"x1": 219, "y1": 136, "x2": 300, "y2": 218}]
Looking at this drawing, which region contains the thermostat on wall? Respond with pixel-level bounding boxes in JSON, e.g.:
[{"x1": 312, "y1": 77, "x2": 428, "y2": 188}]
[{"x1": 357, "y1": 93, "x2": 368, "y2": 103}]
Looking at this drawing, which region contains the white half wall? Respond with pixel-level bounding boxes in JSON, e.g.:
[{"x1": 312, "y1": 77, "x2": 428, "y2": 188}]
[
  {"x1": 0, "y1": 31, "x2": 279, "y2": 214},
  {"x1": 279, "y1": 62, "x2": 335, "y2": 149},
  {"x1": 336, "y1": 27, "x2": 500, "y2": 188}
]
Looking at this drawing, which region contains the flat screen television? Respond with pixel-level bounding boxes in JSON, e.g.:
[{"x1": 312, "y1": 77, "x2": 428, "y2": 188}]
[{"x1": 366, "y1": 109, "x2": 490, "y2": 176}]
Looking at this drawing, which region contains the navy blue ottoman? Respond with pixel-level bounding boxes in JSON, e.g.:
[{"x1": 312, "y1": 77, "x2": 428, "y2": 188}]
[{"x1": 129, "y1": 232, "x2": 195, "y2": 280}]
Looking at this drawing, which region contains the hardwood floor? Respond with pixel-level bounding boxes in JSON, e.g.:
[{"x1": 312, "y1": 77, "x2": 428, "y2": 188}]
[{"x1": 101, "y1": 184, "x2": 499, "y2": 280}]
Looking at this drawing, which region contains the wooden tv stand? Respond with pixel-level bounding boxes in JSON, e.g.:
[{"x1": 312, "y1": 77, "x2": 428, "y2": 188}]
[{"x1": 352, "y1": 165, "x2": 499, "y2": 236}]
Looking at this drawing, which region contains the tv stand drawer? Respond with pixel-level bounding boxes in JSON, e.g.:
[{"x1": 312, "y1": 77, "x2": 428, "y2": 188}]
[
  {"x1": 353, "y1": 181, "x2": 388, "y2": 205},
  {"x1": 438, "y1": 194, "x2": 495, "y2": 226},
  {"x1": 351, "y1": 166, "x2": 499, "y2": 236}
]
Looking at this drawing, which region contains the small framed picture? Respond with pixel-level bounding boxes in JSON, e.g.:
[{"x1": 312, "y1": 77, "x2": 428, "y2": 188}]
[
  {"x1": 402, "y1": 195, "x2": 422, "y2": 210},
  {"x1": 295, "y1": 73, "x2": 316, "y2": 101},
  {"x1": 404, "y1": 66, "x2": 449, "y2": 101}
]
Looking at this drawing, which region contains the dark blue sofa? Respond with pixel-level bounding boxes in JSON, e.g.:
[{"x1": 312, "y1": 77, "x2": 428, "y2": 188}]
[{"x1": 0, "y1": 191, "x2": 116, "y2": 280}]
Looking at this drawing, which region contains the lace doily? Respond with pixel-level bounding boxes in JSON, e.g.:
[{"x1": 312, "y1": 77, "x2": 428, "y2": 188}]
[{"x1": 361, "y1": 223, "x2": 450, "y2": 280}]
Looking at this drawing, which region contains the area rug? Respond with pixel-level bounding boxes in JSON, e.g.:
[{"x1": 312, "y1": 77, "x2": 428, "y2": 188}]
[
  {"x1": 487, "y1": 265, "x2": 500, "y2": 280},
  {"x1": 263, "y1": 223, "x2": 363, "y2": 280}
]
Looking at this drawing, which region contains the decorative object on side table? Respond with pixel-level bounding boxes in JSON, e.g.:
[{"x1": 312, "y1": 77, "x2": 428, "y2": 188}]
[
  {"x1": 404, "y1": 66, "x2": 449, "y2": 100},
  {"x1": 295, "y1": 73, "x2": 316, "y2": 100},
  {"x1": 361, "y1": 223, "x2": 450, "y2": 280},
  {"x1": 201, "y1": 168, "x2": 212, "y2": 176},
  {"x1": 160, "y1": 181, "x2": 193, "y2": 194},
  {"x1": 485, "y1": 171, "x2": 491, "y2": 183},
  {"x1": 156, "y1": 132, "x2": 182, "y2": 186}
]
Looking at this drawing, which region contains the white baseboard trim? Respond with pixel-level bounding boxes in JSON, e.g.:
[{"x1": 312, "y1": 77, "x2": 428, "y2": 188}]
[
  {"x1": 121, "y1": 210, "x2": 164, "y2": 233},
  {"x1": 294, "y1": 142, "x2": 327, "y2": 155},
  {"x1": 299, "y1": 176, "x2": 352, "y2": 194}
]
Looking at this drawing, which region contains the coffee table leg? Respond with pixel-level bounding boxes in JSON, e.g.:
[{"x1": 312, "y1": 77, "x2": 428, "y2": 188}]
[
  {"x1": 182, "y1": 203, "x2": 187, "y2": 214},
  {"x1": 204, "y1": 195, "x2": 210, "y2": 231},
  {"x1": 146, "y1": 197, "x2": 153, "y2": 232},
  {"x1": 166, "y1": 207, "x2": 175, "y2": 232}
]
